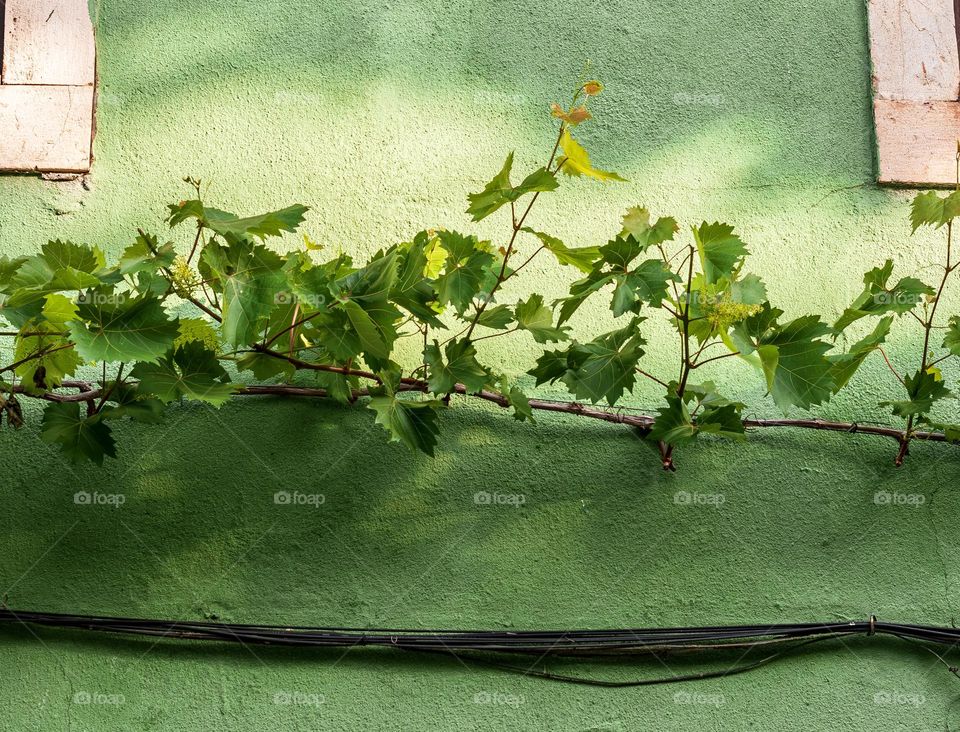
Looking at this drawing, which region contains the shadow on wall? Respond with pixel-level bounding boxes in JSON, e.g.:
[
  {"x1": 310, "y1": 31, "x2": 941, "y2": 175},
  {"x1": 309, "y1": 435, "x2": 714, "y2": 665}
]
[
  {"x1": 91, "y1": 0, "x2": 875, "y2": 189},
  {"x1": 1, "y1": 393, "x2": 958, "y2": 629}
]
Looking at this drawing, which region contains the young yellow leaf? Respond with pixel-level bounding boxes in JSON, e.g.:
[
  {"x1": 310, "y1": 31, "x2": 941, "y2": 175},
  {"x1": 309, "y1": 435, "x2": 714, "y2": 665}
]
[
  {"x1": 558, "y1": 130, "x2": 626, "y2": 182},
  {"x1": 582, "y1": 80, "x2": 604, "y2": 96},
  {"x1": 303, "y1": 234, "x2": 325, "y2": 252},
  {"x1": 550, "y1": 103, "x2": 592, "y2": 125}
]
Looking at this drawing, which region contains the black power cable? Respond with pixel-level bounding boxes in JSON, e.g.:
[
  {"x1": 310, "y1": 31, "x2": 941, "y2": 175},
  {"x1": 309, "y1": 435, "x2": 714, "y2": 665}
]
[{"x1": 0, "y1": 609, "x2": 958, "y2": 687}]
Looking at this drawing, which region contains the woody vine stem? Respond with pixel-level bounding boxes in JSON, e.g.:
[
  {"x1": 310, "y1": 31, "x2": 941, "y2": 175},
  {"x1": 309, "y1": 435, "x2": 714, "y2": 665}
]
[{"x1": 1, "y1": 79, "x2": 959, "y2": 470}]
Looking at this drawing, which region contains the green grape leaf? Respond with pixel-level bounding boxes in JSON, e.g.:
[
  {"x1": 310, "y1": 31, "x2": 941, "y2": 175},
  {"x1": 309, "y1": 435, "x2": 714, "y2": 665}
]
[
  {"x1": 694, "y1": 222, "x2": 748, "y2": 285},
  {"x1": 425, "y1": 339, "x2": 490, "y2": 394},
  {"x1": 119, "y1": 232, "x2": 176, "y2": 275},
  {"x1": 4, "y1": 240, "x2": 104, "y2": 311},
  {"x1": 0, "y1": 255, "x2": 27, "y2": 290},
  {"x1": 925, "y1": 421, "x2": 960, "y2": 442},
  {"x1": 698, "y1": 403, "x2": 747, "y2": 440},
  {"x1": 476, "y1": 304, "x2": 515, "y2": 330},
  {"x1": 236, "y1": 351, "x2": 296, "y2": 381},
  {"x1": 680, "y1": 381, "x2": 743, "y2": 407},
  {"x1": 729, "y1": 302, "x2": 783, "y2": 357},
  {"x1": 343, "y1": 300, "x2": 394, "y2": 361},
  {"x1": 466, "y1": 153, "x2": 559, "y2": 222},
  {"x1": 514, "y1": 294, "x2": 569, "y2": 343},
  {"x1": 598, "y1": 234, "x2": 648, "y2": 270},
  {"x1": 528, "y1": 349, "x2": 570, "y2": 386},
  {"x1": 649, "y1": 396, "x2": 745, "y2": 446},
  {"x1": 310, "y1": 370, "x2": 356, "y2": 404},
  {"x1": 466, "y1": 153, "x2": 514, "y2": 221},
  {"x1": 943, "y1": 316, "x2": 960, "y2": 356},
  {"x1": 557, "y1": 130, "x2": 627, "y2": 181},
  {"x1": 910, "y1": 190, "x2": 960, "y2": 232},
  {"x1": 99, "y1": 383, "x2": 166, "y2": 424},
  {"x1": 368, "y1": 396, "x2": 443, "y2": 456},
  {"x1": 391, "y1": 235, "x2": 445, "y2": 327},
  {"x1": 828, "y1": 316, "x2": 893, "y2": 392},
  {"x1": 882, "y1": 369, "x2": 952, "y2": 418},
  {"x1": 131, "y1": 342, "x2": 237, "y2": 406},
  {"x1": 338, "y1": 248, "x2": 398, "y2": 305},
  {"x1": 556, "y1": 270, "x2": 615, "y2": 325},
  {"x1": 169, "y1": 201, "x2": 309, "y2": 240},
  {"x1": 68, "y1": 292, "x2": 179, "y2": 363},
  {"x1": 14, "y1": 320, "x2": 81, "y2": 394},
  {"x1": 497, "y1": 377, "x2": 534, "y2": 422},
  {"x1": 561, "y1": 320, "x2": 646, "y2": 405},
  {"x1": 39, "y1": 239, "x2": 103, "y2": 274},
  {"x1": 42, "y1": 293, "x2": 79, "y2": 323},
  {"x1": 610, "y1": 259, "x2": 680, "y2": 315},
  {"x1": 520, "y1": 229, "x2": 599, "y2": 273},
  {"x1": 175, "y1": 317, "x2": 220, "y2": 351},
  {"x1": 649, "y1": 396, "x2": 697, "y2": 445},
  {"x1": 730, "y1": 273, "x2": 769, "y2": 306},
  {"x1": 619, "y1": 207, "x2": 679, "y2": 248},
  {"x1": 434, "y1": 231, "x2": 495, "y2": 313},
  {"x1": 200, "y1": 236, "x2": 287, "y2": 346},
  {"x1": 834, "y1": 260, "x2": 934, "y2": 332},
  {"x1": 41, "y1": 402, "x2": 116, "y2": 465},
  {"x1": 757, "y1": 315, "x2": 835, "y2": 411}
]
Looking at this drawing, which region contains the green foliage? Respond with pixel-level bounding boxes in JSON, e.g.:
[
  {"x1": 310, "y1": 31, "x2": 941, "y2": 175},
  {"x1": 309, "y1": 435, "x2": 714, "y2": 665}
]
[
  {"x1": 41, "y1": 402, "x2": 116, "y2": 465},
  {"x1": 368, "y1": 393, "x2": 443, "y2": 456},
  {"x1": 69, "y1": 292, "x2": 180, "y2": 363},
  {"x1": 466, "y1": 153, "x2": 558, "y2": 222},
  {"x1": 3, "y1": 81, "x2": 960, "y2": 468},
  {"x1": 833, "y1": 260, "x2": 933, "y2": 332},
  {"x1": 557, "y1": 130, "x2": 626, "y2": 182},
  {"x1": 882, "y1": 369, "x2": 952, "y2": 419},
  {"x1": 425, "y1": 339, "x2": 489, "y2": 395},
  {"x1": 131, "y1": 342, "x2": 236, "y2": 406}
]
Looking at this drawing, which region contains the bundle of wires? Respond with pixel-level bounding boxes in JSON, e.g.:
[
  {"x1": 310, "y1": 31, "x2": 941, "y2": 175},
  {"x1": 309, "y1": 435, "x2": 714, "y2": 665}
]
[{"x1": 1, "y1": 609, "x2": 957, "y2": 687}]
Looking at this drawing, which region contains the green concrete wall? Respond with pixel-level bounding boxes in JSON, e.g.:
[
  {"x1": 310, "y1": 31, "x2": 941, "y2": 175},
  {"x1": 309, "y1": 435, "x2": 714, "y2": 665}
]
[{"x1": 1, "y1": 0, "x2": 959, "y2": 729}]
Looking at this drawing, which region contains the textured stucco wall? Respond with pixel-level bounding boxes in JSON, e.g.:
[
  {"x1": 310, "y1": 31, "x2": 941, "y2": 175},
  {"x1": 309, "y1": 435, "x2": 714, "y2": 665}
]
[{"x1": 1, "y1": 1, "x2": 959, "y2": 730}]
